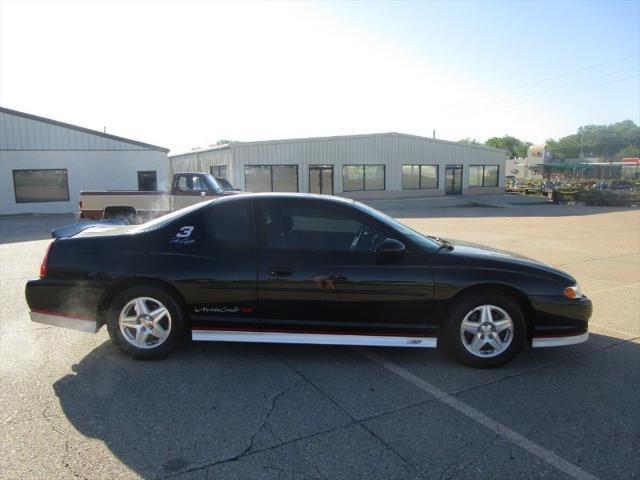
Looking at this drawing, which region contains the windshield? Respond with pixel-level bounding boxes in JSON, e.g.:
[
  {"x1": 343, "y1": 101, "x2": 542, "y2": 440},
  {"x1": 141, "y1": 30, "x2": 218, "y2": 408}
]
[
  {"x1": 132, "y1": 200, "x2": 214, "y2": 233},
  {"x1": 352, "y1": 201, "x2": 440, "y2": 251},
  {"x1": 215, "y1": 177, "x2": 235, "y2": 190}
]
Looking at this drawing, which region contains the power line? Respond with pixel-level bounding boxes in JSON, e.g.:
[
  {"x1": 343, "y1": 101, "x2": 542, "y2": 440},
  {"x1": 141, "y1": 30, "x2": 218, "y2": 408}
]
[
  {"x1": 449, "y1": 64, "x2": 640, "y2": 116},
  {"x1": 453, "y1": 73, "x2": 640, "y2": 117},
  {"x1": 444, "y1": 52, "x2": 640, "y2": 109}
]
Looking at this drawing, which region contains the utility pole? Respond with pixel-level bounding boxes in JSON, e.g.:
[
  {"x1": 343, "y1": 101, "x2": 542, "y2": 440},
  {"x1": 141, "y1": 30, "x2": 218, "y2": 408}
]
[{"x1": 575, "y1": 130, "x2": 584, "y2": 179}]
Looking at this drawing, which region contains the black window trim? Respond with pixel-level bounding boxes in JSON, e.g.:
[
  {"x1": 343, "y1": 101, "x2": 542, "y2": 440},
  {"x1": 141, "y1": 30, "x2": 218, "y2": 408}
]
[
  {"x1": 12, "y1": 168, "x2": 70, "y2": 204},
  {"x1": 401, "y1": 164, "x2": 439, "y2": 190},
  {"x1": 137, "y1": 170, "x2": 158, "y2": 192},
  {"x1": 468, "y1": 164, "x2": 500, "y2": 188},
  {"x1": 342, "y1": 164, "x2": 386, "y2": 192},
  {"x1": 244, "y1": 164, "x2": 299, "y2": 192},
  {"x1": 308, "y1": 164, "x2": 334, "y2": 195}
]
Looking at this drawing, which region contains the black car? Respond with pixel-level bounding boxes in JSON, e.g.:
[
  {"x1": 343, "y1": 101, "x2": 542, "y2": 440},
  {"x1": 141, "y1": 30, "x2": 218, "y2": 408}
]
[{"x1": 25, "y1": 194, "x2": 591, "y2": 367}]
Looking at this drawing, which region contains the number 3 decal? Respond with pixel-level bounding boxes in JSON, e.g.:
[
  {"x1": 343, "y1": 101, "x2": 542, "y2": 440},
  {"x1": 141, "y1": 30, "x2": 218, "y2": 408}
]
[{"x1": 176, "y1": 226, "x2": 194, "y2": 238}]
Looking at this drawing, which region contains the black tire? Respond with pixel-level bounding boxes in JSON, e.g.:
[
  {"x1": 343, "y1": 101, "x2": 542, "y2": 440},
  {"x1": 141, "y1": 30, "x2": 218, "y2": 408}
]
[
  {"x1": 444, "y1": 291, "x2": 526, "y2": 368},
  {"x1": 106, "y1": 285, "x2": 184, "y2": 359}
]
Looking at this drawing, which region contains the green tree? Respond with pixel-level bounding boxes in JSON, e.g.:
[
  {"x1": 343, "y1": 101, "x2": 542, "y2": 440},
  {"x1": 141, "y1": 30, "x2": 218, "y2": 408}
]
[
  {"x1": 458, "y1": 137, "x2": 481, "y2": 145},
  {"x1": 484, "y1": 135, "x2": 532, "y2": 159},
  {"x1": 615, "y1": 144, "x2": 640, "y2": 158},
  {"x1": 546, "y1": 120, "x2": 640, "y2": 160}
]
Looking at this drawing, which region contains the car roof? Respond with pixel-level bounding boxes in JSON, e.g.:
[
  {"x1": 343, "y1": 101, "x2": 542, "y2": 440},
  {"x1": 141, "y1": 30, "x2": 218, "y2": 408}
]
[{"x1": 219, "y1": 192, "x2": 355, "y2": 205}]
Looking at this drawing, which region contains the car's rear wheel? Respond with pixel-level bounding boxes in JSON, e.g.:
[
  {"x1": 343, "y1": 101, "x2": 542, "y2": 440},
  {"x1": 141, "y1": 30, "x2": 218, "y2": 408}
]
[
  {"x1": 107, "y1": 286, "x2": 184, "y2": 359},
  {"x1": 445, "y1": 291, "x2": 526, "y2": 368}
]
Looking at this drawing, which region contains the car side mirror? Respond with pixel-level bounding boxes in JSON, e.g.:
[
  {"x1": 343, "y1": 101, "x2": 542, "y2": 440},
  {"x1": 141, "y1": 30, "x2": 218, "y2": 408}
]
[{"x1": 376, "y1": 238, "x2": 406, "y2": 261}]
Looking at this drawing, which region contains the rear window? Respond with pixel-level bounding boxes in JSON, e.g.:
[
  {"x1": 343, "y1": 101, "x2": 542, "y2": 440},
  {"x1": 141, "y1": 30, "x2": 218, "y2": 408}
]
[
  {"x1": 203, "y1": 201, "x2": 256, "y2": 249},
  {"x1": 133, "y1": 200, "x2": 215, "y2": 233}
]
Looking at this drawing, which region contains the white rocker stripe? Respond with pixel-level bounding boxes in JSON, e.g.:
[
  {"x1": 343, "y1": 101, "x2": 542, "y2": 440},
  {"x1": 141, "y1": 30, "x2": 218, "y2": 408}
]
[
  {"x1": 30, "y1": 310, "x2": 97, "y2": 333},
  {"x1": 192, "y1": 329, "x2": 438, "y2": 348},
  {"x1": 531, "y1": 332, "x2": 589, "y2": 348}
]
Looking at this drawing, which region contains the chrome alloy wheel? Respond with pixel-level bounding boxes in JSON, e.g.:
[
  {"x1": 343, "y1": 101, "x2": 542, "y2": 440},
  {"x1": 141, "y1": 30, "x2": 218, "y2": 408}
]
[
  {"x1": 119, "y1": 297, "x2": 172, "y2": 349},
  {"x1": 459, "y1": 305, "x2": 514, "y2": 358}
]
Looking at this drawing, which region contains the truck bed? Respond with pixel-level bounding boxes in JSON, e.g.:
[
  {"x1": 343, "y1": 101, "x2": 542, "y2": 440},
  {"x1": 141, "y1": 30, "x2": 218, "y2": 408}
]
[{"x1": 80, "y1": 191, "x2": 171, "y2": 220}]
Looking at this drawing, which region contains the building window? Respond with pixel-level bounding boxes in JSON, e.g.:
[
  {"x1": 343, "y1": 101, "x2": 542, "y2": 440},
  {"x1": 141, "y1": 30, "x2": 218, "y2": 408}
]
[
  {"x1": 210, "y1": 165, "x2": 227, "y2": 179},
  {"x1": 244, "y1": 165, "x2": 298, "y2": 192},
  {"x1": 469, "y1": 165, "x2": 500, "y2": 187},
  {"x1": 13, "y1": 169, "x2": 70, "y2": 203},
  {"x1": 342, "y1": 165, "x2": 386, "y2": 192},
  {"x1": 137, "y1": 171, "x2": 157, "y2": 191},
  {"x1": 402, "y1": 165, "x2": 439, "y2": 189}
]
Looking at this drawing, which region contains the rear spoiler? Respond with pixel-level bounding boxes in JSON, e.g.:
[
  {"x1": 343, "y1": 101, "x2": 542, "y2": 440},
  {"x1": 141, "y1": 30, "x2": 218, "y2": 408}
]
[{"x1": 51, "y1": 219, "x2": 127, "y2": 239}]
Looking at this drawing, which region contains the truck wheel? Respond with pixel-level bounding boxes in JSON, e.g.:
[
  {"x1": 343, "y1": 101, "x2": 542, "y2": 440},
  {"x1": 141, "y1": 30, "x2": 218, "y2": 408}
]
[{"x1": 107, "y1": 286, "x2": 184, "y2": 359}]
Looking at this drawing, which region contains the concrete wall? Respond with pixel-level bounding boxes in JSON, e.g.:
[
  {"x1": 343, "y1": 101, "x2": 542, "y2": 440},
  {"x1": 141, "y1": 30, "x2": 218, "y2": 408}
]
[
  {"x1": 170, "y1": 133, "x2": 507, "y2": 197},
  {"x1": 170, "y1": 147, "x2": 233, "y2": 177},
  {"x1": 0, "y1": 150, "x2": 170, "y2": 215}
]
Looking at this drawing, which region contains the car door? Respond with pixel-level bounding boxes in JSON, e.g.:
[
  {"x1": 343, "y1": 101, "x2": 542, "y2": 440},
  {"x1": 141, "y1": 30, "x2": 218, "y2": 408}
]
[
  {"x1": 256, "y1": 198, "x2": 436, "y2": 337},
  {"x1": 181, "y1": 198, "x2": 260, "y2": 333}
]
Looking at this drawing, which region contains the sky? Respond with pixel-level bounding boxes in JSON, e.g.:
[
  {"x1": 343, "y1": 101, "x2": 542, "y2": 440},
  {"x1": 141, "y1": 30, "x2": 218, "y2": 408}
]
[{"x1": 1, "y1": 0, "x2": 638, "y2": 154}]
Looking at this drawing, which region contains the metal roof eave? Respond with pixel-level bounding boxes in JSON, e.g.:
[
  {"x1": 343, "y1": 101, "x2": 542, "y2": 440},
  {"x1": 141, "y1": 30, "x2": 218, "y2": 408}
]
[
  {"x1": 169, "y1": 132, "x2": 507, "y2": 157},
  {"x1": 0, "y1": 106, "x2": 170, "y2": 152}
]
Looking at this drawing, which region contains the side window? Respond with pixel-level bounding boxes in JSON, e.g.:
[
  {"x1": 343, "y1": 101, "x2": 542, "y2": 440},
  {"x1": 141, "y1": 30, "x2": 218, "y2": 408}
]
[
  {"x1": 177, "y1": 175, "x2": 190, "y2": 191},
  {"x1": 138, "y1": 171, "x2": 157, "y2": 191},
  {"x1": 177, "y1": 175, "x2": 208, "y2": 192},
  {"x1": 259, "y1": 201, "x2": 385, "y2": 252},
  {"x1": 192, "y1": 176, "x2": 207, "y2": 191},
  {"x1": 204, "y1": 201, "x2": 256, "y2": 250}
]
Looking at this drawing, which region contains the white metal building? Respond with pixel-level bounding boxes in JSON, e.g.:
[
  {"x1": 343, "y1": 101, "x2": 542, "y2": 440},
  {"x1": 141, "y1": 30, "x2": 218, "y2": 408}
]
[
  {"x1": 0, "y1": 107, "x2": 170, "y2": 215},
  {"x1": 170, "y1": 132, "x2": 506, "y2": 199}
]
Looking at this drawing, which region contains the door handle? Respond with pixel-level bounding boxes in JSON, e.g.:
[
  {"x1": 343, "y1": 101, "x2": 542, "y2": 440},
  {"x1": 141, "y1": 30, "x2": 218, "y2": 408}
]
[{"x1": 269, "y1": 267, "x2": 293, "y2": 278}]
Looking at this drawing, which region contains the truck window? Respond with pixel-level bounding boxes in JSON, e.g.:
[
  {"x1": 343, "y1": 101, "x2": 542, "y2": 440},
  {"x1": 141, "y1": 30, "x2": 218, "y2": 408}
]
[{"x1": 177, "y1": 175, "x2": 208, "y2": 192}]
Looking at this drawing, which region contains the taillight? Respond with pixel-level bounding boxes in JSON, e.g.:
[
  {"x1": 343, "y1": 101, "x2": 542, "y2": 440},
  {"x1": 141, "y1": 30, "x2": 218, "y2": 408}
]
[
  {"x1": 79, "y1": 200, "x2": 83, "y2": 208},
  {"x1": 40, "y1": 241, "x2": 54, "y2": 279}
]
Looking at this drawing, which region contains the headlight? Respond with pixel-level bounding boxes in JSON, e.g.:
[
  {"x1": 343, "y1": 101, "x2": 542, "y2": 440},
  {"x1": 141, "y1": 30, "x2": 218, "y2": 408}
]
[{"x1": 563, "y1": 284, "x2": 582, "y2": 299}]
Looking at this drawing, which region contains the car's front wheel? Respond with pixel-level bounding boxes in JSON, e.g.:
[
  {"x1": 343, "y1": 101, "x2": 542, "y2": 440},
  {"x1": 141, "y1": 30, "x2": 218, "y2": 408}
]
[
  {"x1": 445, "y1": 291, "x2": 526, "y2": 368},
  {"x1": 107, "y1": 286, "x2": 184, "y2": 359}
]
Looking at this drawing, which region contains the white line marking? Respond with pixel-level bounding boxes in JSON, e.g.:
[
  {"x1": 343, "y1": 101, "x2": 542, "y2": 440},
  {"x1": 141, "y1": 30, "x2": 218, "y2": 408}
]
[{"x1": 359, "y1": 349, "x2": 599, "y2": 480}]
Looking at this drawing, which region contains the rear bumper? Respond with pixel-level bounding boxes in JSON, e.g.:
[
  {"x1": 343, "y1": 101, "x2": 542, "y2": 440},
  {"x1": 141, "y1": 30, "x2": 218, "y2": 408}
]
[
  {"x1": 30, "y1": 309, "x2": 97, "y2": 333},
  {"x1": 25, "y1": 278, "x2": 104, "y2": 332}
]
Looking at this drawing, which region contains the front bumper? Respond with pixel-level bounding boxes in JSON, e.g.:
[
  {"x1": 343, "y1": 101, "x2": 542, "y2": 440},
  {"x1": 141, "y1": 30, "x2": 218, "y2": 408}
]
[
  {"x1": 531, "y1": 332, "x2": 589, "y2": 348},
  {"x1": 529, "y1": 294, "x2": 592, "y2": 347}
]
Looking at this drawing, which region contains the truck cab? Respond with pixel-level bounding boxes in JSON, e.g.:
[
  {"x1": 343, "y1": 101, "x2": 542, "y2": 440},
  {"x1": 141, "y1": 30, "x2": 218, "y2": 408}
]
[{"x1": 80, "y1": 172, "x2": 241, "y2": 223}]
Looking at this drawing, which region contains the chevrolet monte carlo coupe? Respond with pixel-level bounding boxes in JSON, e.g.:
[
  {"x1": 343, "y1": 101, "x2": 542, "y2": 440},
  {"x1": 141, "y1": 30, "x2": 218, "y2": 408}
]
[{"x1": 26, "y1": 194, "x2": 592, "y2": 367}]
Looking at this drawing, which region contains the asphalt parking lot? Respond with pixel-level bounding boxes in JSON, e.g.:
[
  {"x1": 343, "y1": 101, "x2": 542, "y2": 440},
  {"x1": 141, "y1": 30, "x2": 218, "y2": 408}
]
[{"x1": 1, "y1": 195, "x2": 639, "y2": 480}]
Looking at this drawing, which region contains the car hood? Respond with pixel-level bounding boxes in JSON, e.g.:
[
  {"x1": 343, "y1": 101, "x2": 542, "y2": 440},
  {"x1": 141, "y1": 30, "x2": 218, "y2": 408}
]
[{"x1": 444, "y1": 238, "x2": 575, "y2": 283}]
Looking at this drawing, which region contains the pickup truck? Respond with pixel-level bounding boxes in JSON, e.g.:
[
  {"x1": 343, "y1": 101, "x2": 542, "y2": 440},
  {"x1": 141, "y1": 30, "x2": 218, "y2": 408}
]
[{"x1": 80, "y1": 172, "x2": 240, "y2": 222}]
